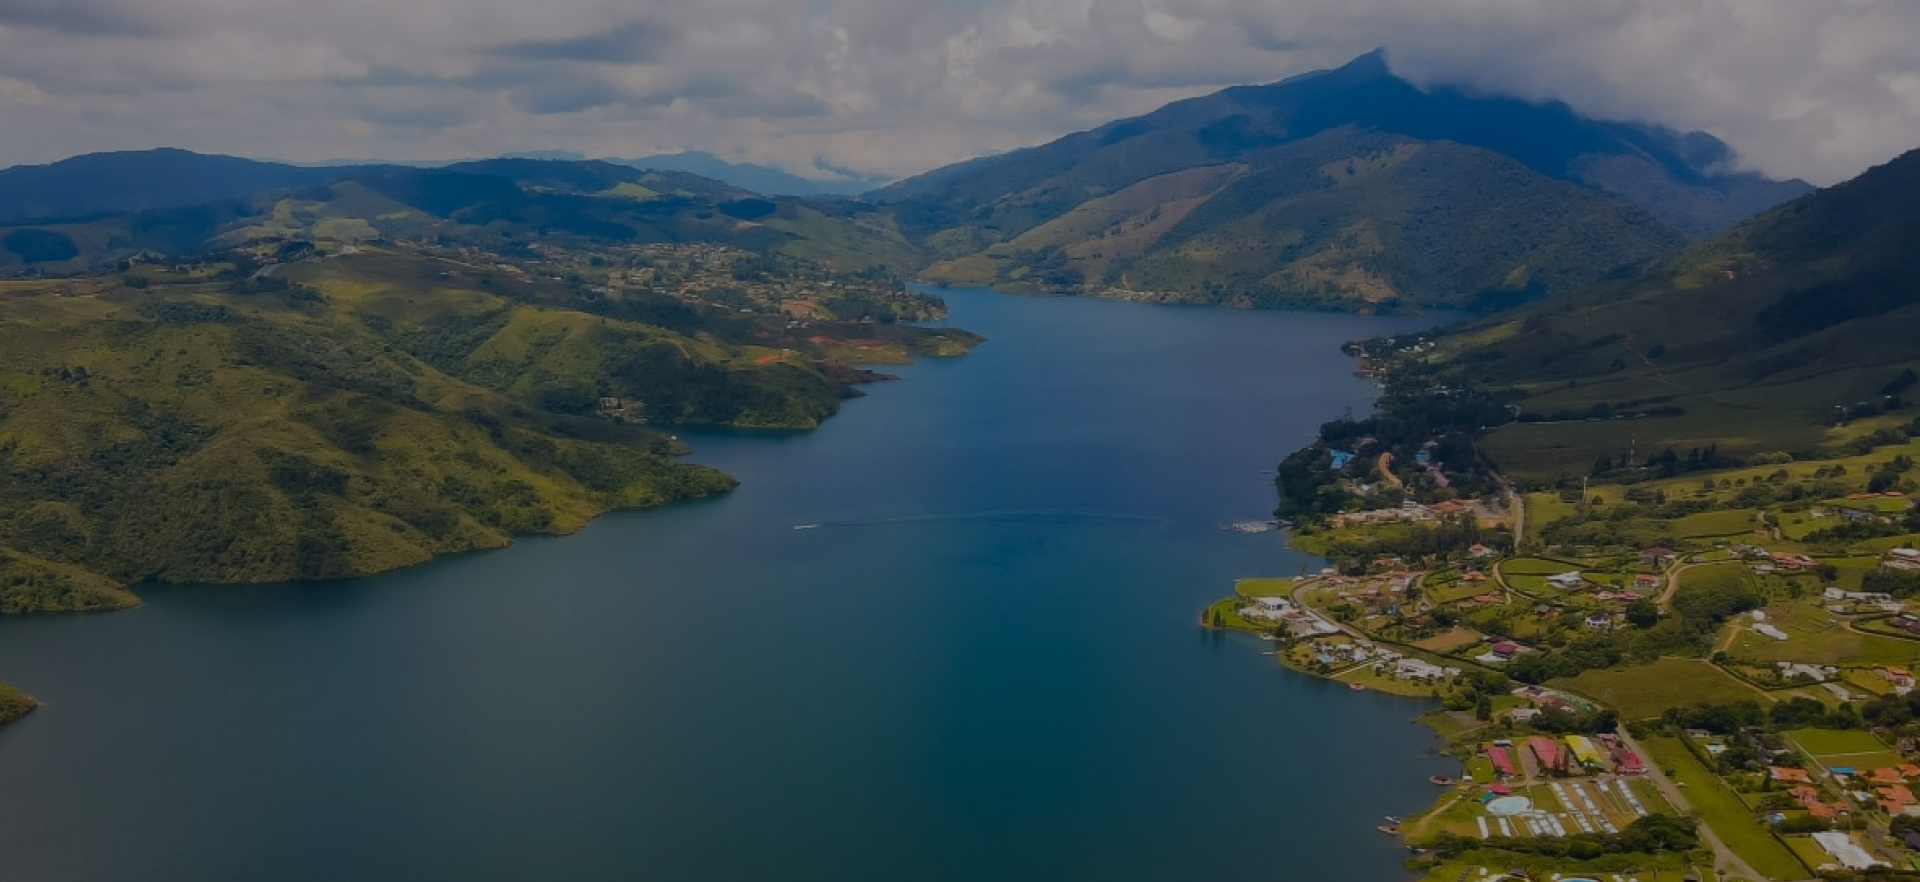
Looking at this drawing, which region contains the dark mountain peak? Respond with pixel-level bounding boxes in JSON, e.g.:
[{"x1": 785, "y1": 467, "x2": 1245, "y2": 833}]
[
  {"x1": 879, "y1": 51, "x2": 1810, "y2": 240},
  {"x1": 0, "y1": 148, "x2": 379, "y2": 225},
  {"x1": 1317, "y1": 46, "x2": 1392, "y2": 83}
]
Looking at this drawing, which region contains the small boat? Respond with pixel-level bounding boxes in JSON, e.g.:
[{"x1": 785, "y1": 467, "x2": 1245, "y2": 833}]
[
  {"x1": 793, "y1": 524, "x2": 819, "y2": 530},
  {"x1": 1376, "y1": 824, "x2": 1401, "y2": 835},
  {"x1": 1428, "y1": 774, "x2": 1453, "y2": 786},
  {"x1": 1383, "y1": 815, "x2": 1400, "y2": 823},
  {"x1": 1349, "y1": 682, "x2": 1367, "y2": 691}
]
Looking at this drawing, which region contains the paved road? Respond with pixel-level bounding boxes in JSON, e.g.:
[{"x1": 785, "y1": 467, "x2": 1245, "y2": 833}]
[{"x1": 1614, "y1": 726, "x2": 1780, "y2": 882}]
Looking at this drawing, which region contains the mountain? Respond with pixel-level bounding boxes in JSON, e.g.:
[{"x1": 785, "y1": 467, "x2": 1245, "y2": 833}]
[
  {"x1": 1408, "y1": 147, "x2": 1920, "y2": 479},
  {"x1": 0, "y1": 158, "x2": 921, "y2": 276},
  {"x1": 614, "y1": 151, "x2": 890, "y2": 197},
  {"x1": 0, "y1": 148, "x2": 377, "y2": 224},
  {"x1": 879, "y1": 51, "x2": 1811, "y2": 312}
]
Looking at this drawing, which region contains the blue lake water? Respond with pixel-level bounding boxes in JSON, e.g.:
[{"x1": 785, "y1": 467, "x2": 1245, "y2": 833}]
[{"x1": 0, "y1": 290, "x2": 1452, "y2": 881}]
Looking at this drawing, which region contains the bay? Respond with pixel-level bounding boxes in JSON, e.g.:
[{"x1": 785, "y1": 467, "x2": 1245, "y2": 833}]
[{"x1": 0, "y1": 289, "x2": 1451, "y2": 881}]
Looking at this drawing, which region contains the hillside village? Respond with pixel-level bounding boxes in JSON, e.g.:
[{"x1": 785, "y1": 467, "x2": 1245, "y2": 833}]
[{"x1": 1212, "y1": 347, "x2": 1920, "y2": 881}]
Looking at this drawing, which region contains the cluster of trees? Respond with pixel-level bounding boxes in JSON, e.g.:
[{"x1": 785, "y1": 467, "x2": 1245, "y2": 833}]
[
  {"x1": 1318, "y1": 513, "x2": 1500, "y2": 573},
  {"x1": 1274, "y1": 361, "x2": 1511, "y2": 520},
  {"x1": 1590, "y1": 443, "x2": 1744, "y2": 480},
  {"x1": 1662, "y1": 696, "x2": 1862, "y2": 737},
  {"x1": 1863, "y1": 568, "x2": 1920, "y2": 598},
  {"x1": 1502, "y1": 571, "x2": 1760, "y2": 684},
  {"x1": 1427, "y1": 814, "x2": 1698, "y2": 860}
]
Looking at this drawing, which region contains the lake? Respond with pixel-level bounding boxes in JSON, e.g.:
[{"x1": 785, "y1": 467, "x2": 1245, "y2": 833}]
[{"x1": 0, "y1": 289, "x2": 1451, "y2": 881}]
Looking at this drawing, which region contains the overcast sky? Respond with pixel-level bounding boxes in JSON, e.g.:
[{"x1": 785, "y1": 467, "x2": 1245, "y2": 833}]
[{"x1": 1, "y1": 0, "x2": 1916, "y2": 185}]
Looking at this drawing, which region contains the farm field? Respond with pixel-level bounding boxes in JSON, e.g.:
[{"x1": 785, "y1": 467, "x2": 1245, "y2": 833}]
[
  {"x1": 1671, "y1": 508, "x2": 1761, "y2": 539},
  {"x1": 1724, "y1": 608, "x2": 1920, "y2": 666},
  {"x1": 1787, "y1": 728, "x2": 1904, "y2": 774},
  {"x1": 1551, "y1": 659, "x2": 1762, "y2": 720}
]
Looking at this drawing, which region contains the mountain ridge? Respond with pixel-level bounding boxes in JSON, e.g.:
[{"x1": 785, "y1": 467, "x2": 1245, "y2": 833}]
[{"x1": 879, "y1": 51, "x2": 1812, "y2": 312}]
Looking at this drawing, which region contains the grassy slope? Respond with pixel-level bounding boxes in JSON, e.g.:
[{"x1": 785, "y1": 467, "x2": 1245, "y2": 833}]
[
  {"x1": 0, "y1": 266, "x2": 755, "y2": 606},
  {"x1": 1437, "y1": 149, "x2": 1920, "y2": 480},
  {"x1": 923, "y1": 130, "x2": 1685, "y2": 312},
  {"x1": 1642, "y1": 735, "x2": 1810, "y2": 880},
  {"x1": 1549, "y1": 659, "x2": 1762, "y2": 720}
]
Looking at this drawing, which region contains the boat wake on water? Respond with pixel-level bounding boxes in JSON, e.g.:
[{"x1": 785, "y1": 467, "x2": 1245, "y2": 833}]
[{"x1": 794, "y1": 509, "x2": 1173, "y2": 530}]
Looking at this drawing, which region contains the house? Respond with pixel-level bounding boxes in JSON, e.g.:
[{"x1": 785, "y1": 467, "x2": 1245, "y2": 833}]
[
  {"x1": 1395, "y1": 658, "x2": 1460, "y2": 681},
  {"x1": 1584, "y1": 612, "x2": 1613, "y2": 631},
  {"x1": 1839, "y1": 507, "x2": 1880, "y2": 524},
  {"x1": 1641, "y1": 547, "x2": 1677, "y2": 568},
  {"x1": 1545, "y1": 572, "x2": 1585, "y2": 589},
  {"x1": 1770, "y1": 766, "x2": 1813, "y2": 783},
  {"x1": 1490, "y1": 641, "x2": 1522, "y2": 659},
  {"x1": 1887, "y1": 548, "x2": 1920, "y2": 571},
  {"x1": 1634, "y1": 573, "x2": 1661, "y2": 590},
  {"x1": 1467, "y1": 543, "x2": 1497, "y2": 559},
  {"x1": 1753, "y1": 623, "x2": 1790, "y2": 640},
  {"x1": 1509, "y1": 708, "x2": 1540, "y2": 724}
]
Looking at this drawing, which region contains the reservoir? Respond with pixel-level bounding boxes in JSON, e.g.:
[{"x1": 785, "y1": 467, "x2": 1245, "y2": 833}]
[{"x1": 0, "y1": 289, "x2": 1448, "y2": 882}]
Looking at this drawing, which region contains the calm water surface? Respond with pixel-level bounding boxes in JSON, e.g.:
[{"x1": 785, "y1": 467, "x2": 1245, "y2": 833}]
[{"x1": 0, "y1": 290, "x2": 1453, "y2": 881}]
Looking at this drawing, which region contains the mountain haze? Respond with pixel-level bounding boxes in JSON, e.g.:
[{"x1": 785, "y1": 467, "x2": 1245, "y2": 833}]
[
  {"x1": 882, "y1": 52, "x2": 1811, "y2": 312},
  {"x1": 0, "y1": 159, "x2": 919, "y2": 276}
]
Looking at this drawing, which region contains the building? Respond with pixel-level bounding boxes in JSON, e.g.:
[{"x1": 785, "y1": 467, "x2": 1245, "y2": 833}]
[
  {"x1": 1641, "y1": 547, "x2": 1676, "y2": 568},
  {"x1": 1395, "y1": 658, "x2": 1460, "y2": 682},
  {"x1": 1486, "y1": 744, "x2": 1518, "y2": 777},
  {"x1": 1584, "y1": 612, "x2": 1613, "y2": 631},
  {"x1": 1529, "y1": 736, "x2": 1567, "y2": 775},
  {"x1": 1565, "y1": 735, "x2": 1606, "y2": 770},
  {"x1": 1812, "y1": 830, "x2": 1886, "y2": 870},
  {"x1": 1546, "y1": 572, "x2": 1585, "y2": 589}
]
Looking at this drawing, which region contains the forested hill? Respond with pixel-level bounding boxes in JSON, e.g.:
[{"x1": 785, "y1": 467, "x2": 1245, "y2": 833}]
[
  {"x1": 0, "y1": 236, "x2": 979, "y2": 613},
  {"x1": 877, "y1": 51, "x2": 1810, "y2": 313},
  {"x1": 1326, "y1": 146, "x2": 1920, "y2": 486}
]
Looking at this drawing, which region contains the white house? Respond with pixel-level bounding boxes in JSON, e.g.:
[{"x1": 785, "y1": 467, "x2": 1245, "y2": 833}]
[{"x1": 1545, "y1": 572, "x2": 1585, "y2": 589}]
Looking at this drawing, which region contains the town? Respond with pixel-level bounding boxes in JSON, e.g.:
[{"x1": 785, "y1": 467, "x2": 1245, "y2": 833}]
[{"x1": 1211, "y1": 355, "x2": 1920, "y2": 880}]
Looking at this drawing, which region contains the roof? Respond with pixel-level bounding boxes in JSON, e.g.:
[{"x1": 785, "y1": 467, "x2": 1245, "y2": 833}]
[{"x1": 1528, "y1": 736, "x2": 1563, "y2": 766}]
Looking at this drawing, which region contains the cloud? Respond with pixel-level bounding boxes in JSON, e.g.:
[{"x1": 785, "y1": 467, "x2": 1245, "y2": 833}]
[
  {"x1": 488, "y1": 20, "x2": 678, "y2": 64},
  {"x1": 0, "y1": 0, "x2": 1915, "y2": 186}
]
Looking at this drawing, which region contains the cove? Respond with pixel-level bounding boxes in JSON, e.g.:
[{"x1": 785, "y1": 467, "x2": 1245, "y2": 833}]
[{"x1": 0, "y1": 289, "x2": 1448, "y2": 882}]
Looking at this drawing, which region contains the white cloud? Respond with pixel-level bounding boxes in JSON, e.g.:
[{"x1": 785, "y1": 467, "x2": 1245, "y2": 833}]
[{"x1": 0, "y1": 0, "x2": 1914, "y2": 184}]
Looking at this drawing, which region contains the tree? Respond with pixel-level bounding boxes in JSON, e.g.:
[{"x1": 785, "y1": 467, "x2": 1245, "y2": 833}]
[{"x1": 1625, "y1": 599, "x2": 1660, "y2": 629}]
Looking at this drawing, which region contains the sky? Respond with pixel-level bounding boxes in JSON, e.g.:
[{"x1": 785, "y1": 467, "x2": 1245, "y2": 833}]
[{"x1": 1, "y1": 0, "x2": 1917, "y2": 185}]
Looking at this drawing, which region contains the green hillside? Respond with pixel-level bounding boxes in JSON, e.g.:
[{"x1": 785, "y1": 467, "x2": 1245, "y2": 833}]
[
  {"x1": 884, "y1": 52, "x2": 1806, "y2": 312},
  {"x1": 1290, "y1": 147, "x2": 1920, "y2": 490},
  {"x1": 0, "y1": 243, "x2": 977, "y2": 613},
  {"x1": 922, "y1": 129, "x2": 1684, "y2": 311}
]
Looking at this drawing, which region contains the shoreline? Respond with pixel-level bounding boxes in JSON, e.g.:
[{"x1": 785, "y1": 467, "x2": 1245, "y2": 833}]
[
  {"x1": 1202, "y1": 571, "x2": 1472, "y2": 854},
  {"x1": 0, "y1": 681, "x2": 38, "y2": 726}
]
